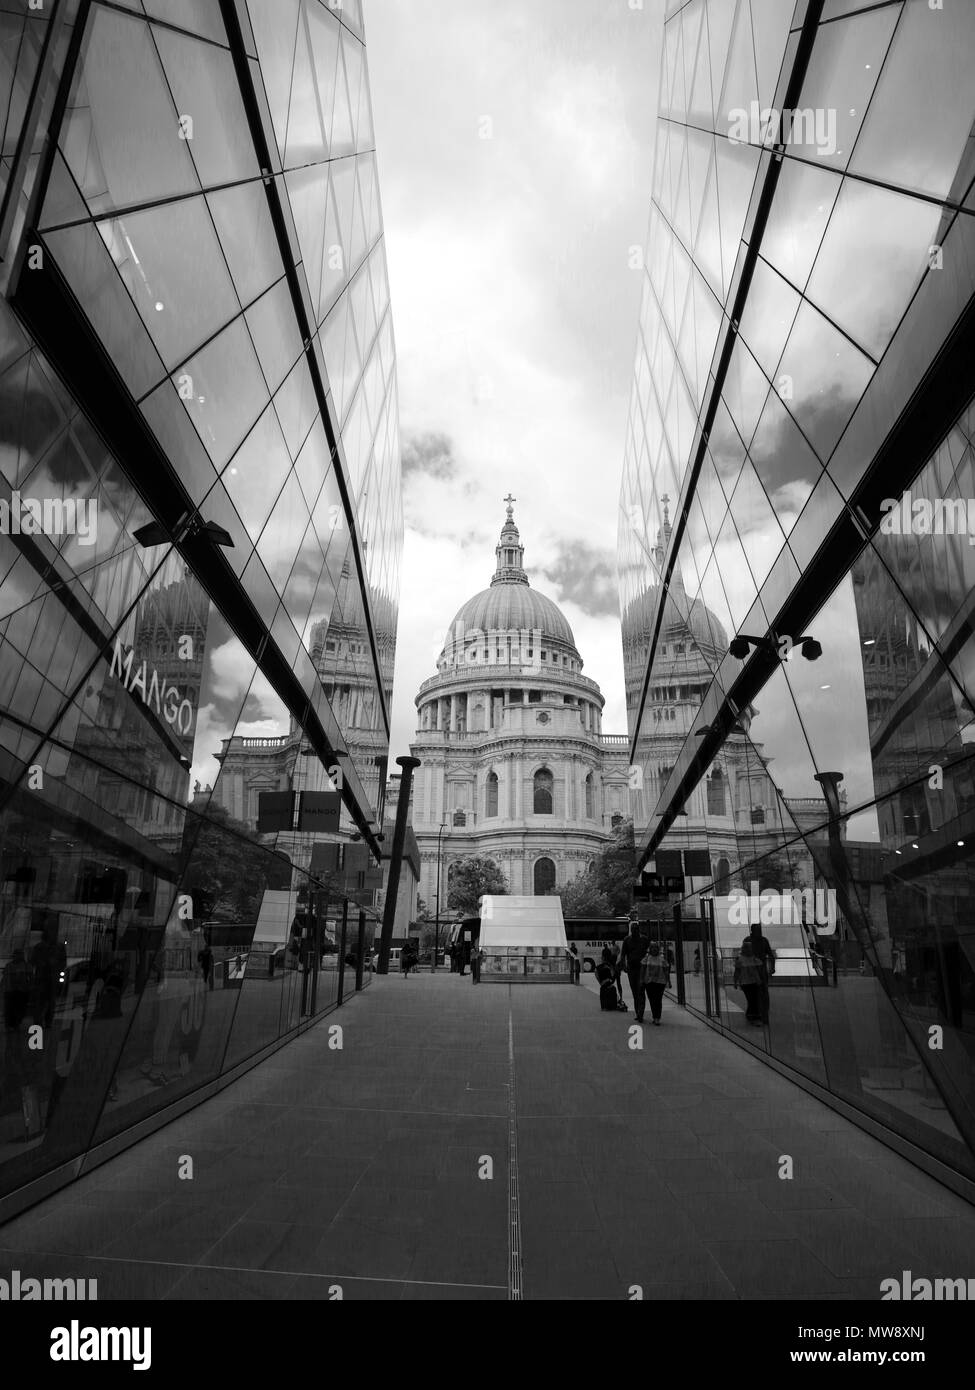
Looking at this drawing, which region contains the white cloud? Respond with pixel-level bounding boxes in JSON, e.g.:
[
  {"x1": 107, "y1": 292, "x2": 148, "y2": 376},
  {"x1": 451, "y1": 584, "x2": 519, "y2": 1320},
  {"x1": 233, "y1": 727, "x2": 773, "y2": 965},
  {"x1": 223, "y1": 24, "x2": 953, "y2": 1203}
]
[{"x1": 368, "y1": 0, "x2": 666, "y2": 755}]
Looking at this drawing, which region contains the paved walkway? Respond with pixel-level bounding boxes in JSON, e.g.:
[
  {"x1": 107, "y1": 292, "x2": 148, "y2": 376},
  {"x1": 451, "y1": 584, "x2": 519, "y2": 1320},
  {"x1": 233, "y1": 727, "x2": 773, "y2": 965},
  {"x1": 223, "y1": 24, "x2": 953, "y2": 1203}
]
[{"x1": 1, "y1": 973, "x2": 974, "y2": 1300}]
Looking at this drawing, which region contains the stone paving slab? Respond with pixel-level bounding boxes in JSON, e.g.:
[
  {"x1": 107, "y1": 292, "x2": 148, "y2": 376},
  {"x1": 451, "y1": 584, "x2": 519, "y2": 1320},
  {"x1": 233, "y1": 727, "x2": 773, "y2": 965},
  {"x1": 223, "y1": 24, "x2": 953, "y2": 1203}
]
[{"x1": 1, "y1": 972, "x2": 974, "y2": 1300}]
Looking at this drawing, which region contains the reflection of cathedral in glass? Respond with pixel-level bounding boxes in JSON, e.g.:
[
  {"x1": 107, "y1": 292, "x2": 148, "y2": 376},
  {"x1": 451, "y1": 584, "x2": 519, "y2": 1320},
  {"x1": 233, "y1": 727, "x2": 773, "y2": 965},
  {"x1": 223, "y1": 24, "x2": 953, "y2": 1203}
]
[
  {"x1": 211, "y1": 550, "x2": 392, "y2": 853},
  {"x1": 0, "y1": 0, "x2": 401, "y2": 1212},
  {"x1": 626, "y1": 500, "x2": 831, "y2": 888},
  {"x1": 618, "y1": 0, "x2": 975, "y2": 1189}
]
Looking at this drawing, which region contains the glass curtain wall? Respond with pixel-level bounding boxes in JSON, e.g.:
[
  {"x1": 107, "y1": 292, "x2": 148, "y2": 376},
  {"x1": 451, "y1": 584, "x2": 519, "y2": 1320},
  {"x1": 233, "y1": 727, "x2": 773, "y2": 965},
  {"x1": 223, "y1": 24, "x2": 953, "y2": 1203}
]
[
  {"x1": 0, "y1": 0, "x2": 400, "y2": 1208},
  {"x1": 619, "y1": 0, "x2": 975, "y2": 1185}
]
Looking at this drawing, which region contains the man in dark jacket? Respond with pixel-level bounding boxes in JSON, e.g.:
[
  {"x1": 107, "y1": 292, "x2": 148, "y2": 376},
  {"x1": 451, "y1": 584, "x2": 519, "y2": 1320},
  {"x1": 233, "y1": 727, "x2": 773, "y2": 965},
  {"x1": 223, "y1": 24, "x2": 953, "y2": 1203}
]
[
  {"x1": 743, "y1": 926, "x2": 776, "y2": 1022},
  {"x1": 619, "y1": 921, "x2": 649, "y2": 1021}
]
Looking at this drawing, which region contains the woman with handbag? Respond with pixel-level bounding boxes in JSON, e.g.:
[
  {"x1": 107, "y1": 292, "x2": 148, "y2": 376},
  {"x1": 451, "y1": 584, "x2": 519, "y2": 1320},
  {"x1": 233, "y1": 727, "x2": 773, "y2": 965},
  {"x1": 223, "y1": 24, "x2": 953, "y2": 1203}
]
[{"x1": 641, "y1": 941, "x2": 669, "y2": 1025}]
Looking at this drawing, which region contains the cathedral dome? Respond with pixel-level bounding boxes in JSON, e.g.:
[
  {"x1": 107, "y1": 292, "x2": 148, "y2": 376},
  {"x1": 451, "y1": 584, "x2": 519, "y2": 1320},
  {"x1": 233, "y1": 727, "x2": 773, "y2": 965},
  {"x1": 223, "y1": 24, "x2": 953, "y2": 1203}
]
[
  {"x1": 445, "y1": 498, "x2": 577, "y2": 650},
  {"x1": 449, "y1": 585, "x2": 575, "y2": 647},
  {"x1": 621, "y1": 498, "x2": 729, "y2": 658},
  {"x1": 661, "y1": 588, "x2": 728, "y2": 653}
]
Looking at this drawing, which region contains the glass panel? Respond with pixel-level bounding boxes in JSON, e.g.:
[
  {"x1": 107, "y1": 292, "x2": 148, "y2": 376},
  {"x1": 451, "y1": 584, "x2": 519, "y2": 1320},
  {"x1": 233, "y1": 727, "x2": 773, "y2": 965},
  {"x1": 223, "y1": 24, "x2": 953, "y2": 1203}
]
[
  {"x1": 244, "y1": 278, "x2": 304, "y2": 397},
  {"x1": 805, "y1": 178, "x2": 942, "y2": 359},
  {"x1": 716, "y1": 0, "x2": 759, "y2": 132},
  {"x1": 59, "y1": 6, "x2": 199, "y2": 216},
  {"x1": 43, "y1": 223, "x2": 165, "y2": 401},
  {"x1": 283, "y1": 2, "x2": 326, "y2": 169},
  {"x1": 307, "y1": 0, "x2": 341, "y2": 152},
  {"x1": 759, "y1": 156, "x2": 842, "y2": 293},
  {"x1": 850, "y1": 0, "x2": 975, "y2": 200},
  {"x1": 747, "y1": 385, "x2": 824, "y2": 519},
  {"x1": 207, "y1": 180, "x2": 283, "y2": 311},
  {"x1": 728, "y1": 460, "x2": 787, "y2": 594},
  {"x1": 256, "y1": 469, "x2": 309, "y2": 590},
  {"x1": 152, "y1": 28, "x2": 260, "y2": 188},
  {"x1": 181, "y1": 315, "x2": 270, "y2": 470},
  {"x1": 284, "y1": 165, "x2": 328, "y2": 312},
  {"x1": 274, "y1": 357, "x2": 319, "y2": 462},
  {"x1": 721, "y1": 336, "x2": 770, "y2": 451},
  {"x1": 714, "y1": 137, "x2": 761, "y2": 295},
  {"x1": 246, "y1": 0, "x2": 301, "y2": 159},
  {"x1": 736, "y1": 255, "x2": 801, "y2": 380},
  {"x1": 94, "y1": 197, "x2": 240, "y2": 371},
  {"x1": 749, "y1": 0, "x2": 793, "y2": 110},
  {"x1": 775, "y1": 299, "x2": 875, "y2": 463},
  {"x1": 222, "y1": 403, "x2": 292, "y2": 543},
  {"x1": 794, "y1": 3, "x2": 900, "y2": 170},
  {"x1": 143, "y1": 0, "x2": 228, "y2": 43}
]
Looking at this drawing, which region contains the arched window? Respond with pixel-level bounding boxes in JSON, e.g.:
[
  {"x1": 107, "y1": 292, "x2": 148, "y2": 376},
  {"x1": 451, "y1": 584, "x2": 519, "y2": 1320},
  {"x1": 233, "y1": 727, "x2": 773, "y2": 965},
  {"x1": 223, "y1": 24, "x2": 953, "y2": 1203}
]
[
  {"x1": 715, "y1": 857, "x2": 731, "y2": 891},
  {"x1": 585, "y1": 773, "x2": 595, "y2": 819},
  {"x1": 587, "y1": 860, "x2": 597, "y2": 875},
  {"x1": 453, "y1": 809, "x2": 466, "y2": 827},
  {"x1": 611, "y1": 812, "x2": 623, "y2": 829},
  {"x1": 485, "y1": 771, "x2": 498, "y2": 818},
  {"x1": 534, "y1": 857, "x2": 556, "y2": 895},
  {"x1": 707, "y1": 765, "x2": 726, "y2": 816},
  {"x1": 533, "y1": 767, "x2": 554, "y2": 814}
]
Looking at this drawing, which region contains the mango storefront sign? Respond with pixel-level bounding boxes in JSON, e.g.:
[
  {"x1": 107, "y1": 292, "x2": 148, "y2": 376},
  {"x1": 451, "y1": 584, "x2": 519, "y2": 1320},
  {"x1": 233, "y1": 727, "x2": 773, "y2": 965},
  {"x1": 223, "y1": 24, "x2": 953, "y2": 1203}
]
[{"x1": 110, "y1": 639, "x2": 194, "y2": 736}]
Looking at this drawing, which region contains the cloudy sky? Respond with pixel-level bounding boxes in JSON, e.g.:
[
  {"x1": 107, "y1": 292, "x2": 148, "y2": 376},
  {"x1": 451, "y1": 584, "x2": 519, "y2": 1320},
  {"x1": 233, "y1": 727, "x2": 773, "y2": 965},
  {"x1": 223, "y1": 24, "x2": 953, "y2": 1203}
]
[{"x1": 364, "y1": 0, "x2": 666, "y2": 754}]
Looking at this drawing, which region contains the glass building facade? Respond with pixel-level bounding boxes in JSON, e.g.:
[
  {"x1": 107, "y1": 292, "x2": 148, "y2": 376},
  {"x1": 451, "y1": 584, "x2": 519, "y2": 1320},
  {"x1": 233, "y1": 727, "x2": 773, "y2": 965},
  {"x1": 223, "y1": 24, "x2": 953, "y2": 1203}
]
[
  {"x1": 619, "y1": 0, "x2": 975, "y2": 1193},
  {"x1": 0, "y1": 0, "x2": 402, "y2": 1213}
]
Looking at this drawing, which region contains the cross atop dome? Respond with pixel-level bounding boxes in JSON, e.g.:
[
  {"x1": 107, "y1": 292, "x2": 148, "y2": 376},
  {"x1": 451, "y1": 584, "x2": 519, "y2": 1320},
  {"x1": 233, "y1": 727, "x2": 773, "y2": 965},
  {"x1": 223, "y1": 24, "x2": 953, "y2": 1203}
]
[{"x1": 493, "y1": 496, "x2": 528, "y2": 587}]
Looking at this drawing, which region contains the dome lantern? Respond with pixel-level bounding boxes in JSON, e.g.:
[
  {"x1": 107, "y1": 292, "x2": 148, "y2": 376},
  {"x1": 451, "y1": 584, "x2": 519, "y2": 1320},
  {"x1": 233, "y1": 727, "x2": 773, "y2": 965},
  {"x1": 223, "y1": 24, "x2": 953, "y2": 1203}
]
[
  {"x1": 440, "y1": 498, "x2": 580, "y2": 657},
  {"x1": 492, "y1": 494, "x2": 529, "y2": 587}
]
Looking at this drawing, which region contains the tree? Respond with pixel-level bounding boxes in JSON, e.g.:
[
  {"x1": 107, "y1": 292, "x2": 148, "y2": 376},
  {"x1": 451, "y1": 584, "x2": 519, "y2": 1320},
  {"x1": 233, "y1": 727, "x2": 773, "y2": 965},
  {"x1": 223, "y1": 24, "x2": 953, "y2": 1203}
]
[
  {"x1": 446, "y1": 856, "x2": 508, "y2": 917},
  {"x1": 180, "y1": 803, "x2": 292, "y2": 923},
  {"x1": 592, "y1": 818, "x2": 637, "y2": 915},
  {"x1": 736, "y1": 849, "x2": 806, "y2": 894},
  {"x1": 553, "y1": 874, "x2": 613, "y2": 919}
]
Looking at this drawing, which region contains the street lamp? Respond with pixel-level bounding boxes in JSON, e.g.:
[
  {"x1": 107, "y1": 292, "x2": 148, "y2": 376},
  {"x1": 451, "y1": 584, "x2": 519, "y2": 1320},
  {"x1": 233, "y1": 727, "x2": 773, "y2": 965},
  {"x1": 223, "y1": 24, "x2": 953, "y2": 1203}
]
[{"x1": 432, "y1": 819, "x2": 449, "y2": 972}]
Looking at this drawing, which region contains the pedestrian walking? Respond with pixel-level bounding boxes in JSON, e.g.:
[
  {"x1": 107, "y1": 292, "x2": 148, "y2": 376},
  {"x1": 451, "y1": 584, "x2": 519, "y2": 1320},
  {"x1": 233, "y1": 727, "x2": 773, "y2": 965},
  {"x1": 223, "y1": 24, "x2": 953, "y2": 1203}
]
[
  {"x1": 198, "y1": 944, "x2": 214, "y2": 989},
  {"x1": 733, "y1": 939, "x2": 765, "y2": 1024},
  {"x1": 744, "y1": 925, "x2": 775, "y2": 1021},
  {"x1": 471, "y1": 943, "x2": 481, "y2": 984},
  {"x1": 619, "y1": 920, "x2": 649, "y2": 1021},
  {"x1": 596, "y1": 947, "x2": 623, "y2": 1012},
  {"x1": 567, "y1": 943, "x2": 581, "y2": 984},
  {"x1": 693, "y1": 947, "x2": 701, "y2": 976},
  {"x1": 641, "y1": 942, "x2": 669, "y2": 1025},
  {"x1": 745, "y1": 925, "x2": 776, "y2": 978}
]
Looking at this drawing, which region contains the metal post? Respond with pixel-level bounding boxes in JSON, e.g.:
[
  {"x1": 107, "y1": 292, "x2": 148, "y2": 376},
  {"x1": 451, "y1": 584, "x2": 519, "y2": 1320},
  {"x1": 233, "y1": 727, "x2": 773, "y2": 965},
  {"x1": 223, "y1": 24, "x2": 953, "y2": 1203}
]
[
  {"x1": 673, "y1": 902, "x2": 686, "y2": 1006},
  {"x1": 432, "y1": 819, "x2": 446, "y2": 972},
  {"x1": 309, "y1": 887, "x2": 324, "y2": 1015},
  {"x1": 706, "y1": 896, "x2": 721, "y2": 1019},
  {"x1": 337, "y1": 900, "x2": 349, "y2": 1004},
  {"x1": 376, "y1": 756, "x2": 421, "y2": 974},
  {"x1": 701, "y1": 899, "x2": 713, "y2": 1016},
  {"x1": 355, "y1": 910, "x2": 365, "y2": 990}
]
